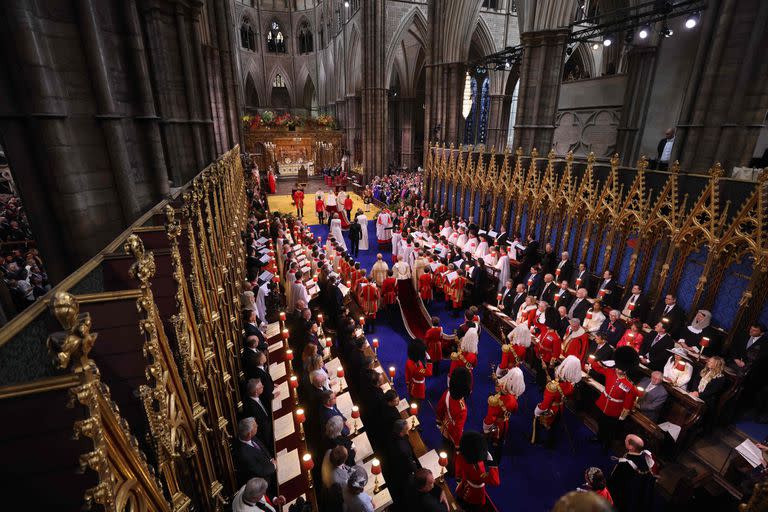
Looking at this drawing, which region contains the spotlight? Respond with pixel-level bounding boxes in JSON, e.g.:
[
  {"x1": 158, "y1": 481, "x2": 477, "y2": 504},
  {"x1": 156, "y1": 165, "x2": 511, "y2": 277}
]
[
  {"x1": 504, "y1": 59, "x2": 511, "y2": 70},
  {"x1": 685, "y1": 12, "x2": 699, "y2": 29},
  {"x1": 638, "y1": 26, "x2": 650, "y2": 39},
  {"x1": 592, "y1": 43, "x2": 600, "y2": 50},
  {"x1": 344, "y1": 0, "x2": 349, "y2": 7},
  {"x1": 660, "y1": 25, "x2": 673, "y2": 38},
  {"x1": 603, "y1": 37, "x2": 613, "y2": 47}
]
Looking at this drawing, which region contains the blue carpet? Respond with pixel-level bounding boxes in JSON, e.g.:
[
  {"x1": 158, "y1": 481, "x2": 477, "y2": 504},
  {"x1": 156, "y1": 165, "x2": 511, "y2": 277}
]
[
  {"x1": 310, "y1": 222, "x2": 614, "y2": 511},
  {"x1": 735, "y1": 419, "x2": 768, "y2": 442}
]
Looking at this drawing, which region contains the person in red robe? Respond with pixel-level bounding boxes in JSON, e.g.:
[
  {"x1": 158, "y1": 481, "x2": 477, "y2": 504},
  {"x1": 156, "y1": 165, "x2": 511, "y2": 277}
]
[
  {"x1": 381, "y1": 270, "x2": 398, "y2": 307},
  {"x1": 344, "y1": 195, "x2": 353, "y2": 221},
  {"x1": 360, "y1": 280, "x2": 379, "y2": 328},
  {"x1": 498, "y1": 323, "x2": 532, "y2": 375},
  {"x1": 532, "y1": 355, "x2": 582, "y2": 446},
  {"x1": 267, "y1": 168, "x2": 276, "y2": 194},
  {"x1": 449, "y1": 269, "x2": 467, "y2": 316},
  {"x1": 292, "y1": 186, "x2": 304, "y2": 218},
  {"x1": 315, "y1": 194, "x2": 325, "y2": 224},
  {"x1": 616, "y1": 321, "x2": 644, "y2": 352},
  {"x1": 437, "y1": 367, "x2": 471, "y2": 472},
  {"x1": 405, "y1": 342, "x2": 433, "y2": 405},
  {"x1": 455, "y1": 431, "x2": 500, "y2": 507},
  {"x1": 419, "y1": 267, "x2": 433, "y2": 304},
  {"x1": 561, "y1": 318, "x2": 589, "y2": 363},
  {"x1": 483, "y1": 367, "x2": 524, "y2": 461},
  {"x1": 532, "y1": 318, "x2": 562, "y2": 388}
]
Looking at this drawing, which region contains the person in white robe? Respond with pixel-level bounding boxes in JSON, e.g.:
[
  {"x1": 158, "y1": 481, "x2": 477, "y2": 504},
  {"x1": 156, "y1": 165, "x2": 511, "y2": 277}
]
[
  {"x1": 255, "y1": 282, "x2": 269, "y2": 324},
  {"x1": 447, "y1": 230, "x2": 460, "y2": 246},
  {"x1": 330, "y1": 214, "x2": 347, "y2": 251},
  {"x1": 393, "y1": 255, "x2": 411, "y2": 280},
  {"x1": 439, "y1": 221, "x2": 454, "y2": 239},
  {"x1": 376, "y1": 209, "x2": 393, "y2": 245},
  {"x1": 456, "y1": 229, "x2": 468, "y2": 249},
  {"x1": 483, "y1": 248, "x2": 498, "y2": 267},
  {"x1": 495, "y1": 248, "x2": 510, "y2": 291},
  {"x1": 474, "y1": 236, "x2": 489, "y2": 259},
  {"x1": 508, "y1": 236, "x2": 527, "y2": 261},
  {"x1": 291, "y1": 274, "x2": 310, "y2": 312},
  {"x1": 356, "y1": 211, "x2": 369, "y2": 251},
  {"x1": 391, "y1": 229, "x2": 402, "y2": 263},
  {"x1": 336, "y1": 190, "x2": 349, "y2": 223},
  {"x1": 401, "y1": 241, "x2": 413, "y2": 266}
]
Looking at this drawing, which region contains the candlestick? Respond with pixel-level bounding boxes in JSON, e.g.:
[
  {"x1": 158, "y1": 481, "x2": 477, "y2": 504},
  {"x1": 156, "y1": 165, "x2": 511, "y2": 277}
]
[
  {"x1": 351, "y1": 405, "x2": 360, "y2": 434},
  {"x1": 289, "y1": 375, "x2": 299, "y2": 405},
  {"x1": 302, "y1": 453, "x2": 314, "y2": 488},
  {"x1": 296, "y1": 408, "x2": 306, "y2": 440},
  {"x1": 371, "y1": 458, "x2": 382, "y2": 494},
  {"x1": 317, "y1": 314, "x2": 324, "y2": 324},
  {"x1": 410, "y1": 402, "x2": 418, "y2": 430},
  {"x1": 282, "y1": 328, "x2": 290, "y2": 340},
  {"x1": 279, "y1": 311, "x2": 286, "y2": 322},
  {"x1": 372, "y1": 338, "x2": 379, "y2": 360},
  {"x1": 438, "y1": 451, "x2": 448, "y2": 481},
  {"x1": 388, "y1": 366, "x2": 396, "y2": 384},
  {"x1": 285, "y1": 349, "x2": 294, "y2": 374},
  {"x1": 337, "y1": 367, "x2": 345, "y2": 391}
]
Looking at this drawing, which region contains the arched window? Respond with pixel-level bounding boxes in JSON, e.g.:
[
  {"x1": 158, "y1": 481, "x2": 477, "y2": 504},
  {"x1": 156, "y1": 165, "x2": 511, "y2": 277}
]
[
  {"x1": 463, "y1": 72, "x2": 490, "y2": 145},
  {"x1": 273, "y1": 74, "x2": 286, "y2": 88},
  {"x1": 297, "y1": 21, "x2": 313, "y2": 54},
  {"x1": 266, "y1": 21, "x2": 286, "y2": 53},
  {"x1": 240, "y1": 19, "x2": 256, "y2": 51},
  {"x1": 482, "y1": 0, "x2": 499, "y2": 9}
]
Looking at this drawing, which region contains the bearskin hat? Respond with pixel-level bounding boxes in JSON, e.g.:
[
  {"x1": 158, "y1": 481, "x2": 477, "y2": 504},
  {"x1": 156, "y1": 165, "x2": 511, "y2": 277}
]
[
  {"x1": 614, "y1": 345, "x2": 640, "y2": 372},
  {"x1": 458, "y1": 431, "x2": 487, "y2": 464},
  {"x1": 449, "y1": 366, "x2": 472, "y2": 400}
]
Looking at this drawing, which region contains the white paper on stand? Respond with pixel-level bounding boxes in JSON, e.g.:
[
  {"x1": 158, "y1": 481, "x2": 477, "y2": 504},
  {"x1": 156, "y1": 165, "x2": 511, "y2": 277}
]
[
  {"x1": 269, "y1": 361, "x2": 286, "y2": 381},
  {"x1": 336, "y1": 392, "x2": 354, "y2": 418},
  {"x1": 736, "y1": 439, "x2": 765, "y2": 468},
  {"x1": 277, "y1": 448, "x2": 301, "y2": 484},
  {"x1": 658, "y1": 422, "x2": 682, "y2": 442},
  {"x1": 418, "y1": 450, "x2": 443, "y2": 478},
  {"x1": 274, "y1": 413, "x2": 295, "y2": 441},
  {"x1": 352, "y1": 432, "x2": 373, "y2": 462},
  {"x1": 265, "y1": 322, "x2": 281, "y2": 338},
  {"x1": 446, "y1": 271, "x2": 458, "y2": 283},
  {"x1": 272, "y1": 381, "x2": 289, "y2": 411}
]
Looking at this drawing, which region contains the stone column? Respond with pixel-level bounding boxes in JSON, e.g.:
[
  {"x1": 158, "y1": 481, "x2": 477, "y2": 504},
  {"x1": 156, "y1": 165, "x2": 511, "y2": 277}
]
[
  {"x1": 677, "y1": 0, "x2": 768, "y2": 171},
  {"x1": 615, "y1": 46, "x2": 658, "y2": 165},
  {"x1": 513, "y1": 29, "x2": 569, "y2": 152},
  {"x1": 399, "y1": 97, "x2": 415, "y2": 169},
  {"x1": 361, "y1": 0, "x2": 386, "y2": 180}
]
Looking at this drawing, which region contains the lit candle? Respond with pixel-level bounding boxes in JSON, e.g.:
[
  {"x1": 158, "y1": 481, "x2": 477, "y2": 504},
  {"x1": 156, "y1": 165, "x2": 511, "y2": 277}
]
[
  {"x1": 576, "y1": 278, "x2": 582, "y2": 287},
  {"x1": 389, "y1": 366, "x2": 396, "y2": 379},
  {"x1": 279, "y1": 311, "x2": 286, "y2": 322},
  {"x1": 302, "y1": 452, "x2": 314, "y2": 471},
  {"x1": 351, "y1": 405, "x2": 360, "y2": 419},
  {"x1": 555, "y1": 268, "x2": 561, "y2": 277},
  {"x1": 289, "y1": 375, "x2": 299, "y2": 389},
  {"x1": 636, "y1": 386, "x2": 645, "y2": 397},
  {"x1": 371, "y1": 458, "x2": 381, "y2": 475},
  {"x1": 317, "y1": 314, "x2": 324, "y2": 324},
  {"x1": 337, "y1": 367, "x2": 345, "y2": 379},
  {"x1": 497, "y1": 293, "x2": 502, "y2": 302},
  {"x1": 586, "y1": 311, "x2": 592, "y2": 320},
  {"x1": 700, "y1": 337, "x2": 710, "y2": 348},
  {"x1": 438, "y1": 452, "x2": 448, "y2": 467},
  {"x1": 272, "y1": 275, "x2": 280, "y2": 283},
  {"x1": 282, "y1": 328, "x2": 290, "y2": 340},
  {"x1": 599, "y1": 289, "x2": 606, "y2": 298},
  {"x1": 589, "y1": 354, "x2": 596, "y2": 362},
  {"x1": 410, "y1": 403, "x2": 418, "y2": 416},
  {"x1": 285, "y1": 349, "x2": 294, "y2": 361},
  {"x1": 295, "y1": 408, "x2": 306, "y2": 424},
  {"x1": 359, "y1": 316, "x2": 365, "y2": 326},
  {"x1": 372, "y1": 338, "x2": 379, "y2": 349},
  {"x1": 326, "y1": 337, "x2": 333, "y2": 348}
]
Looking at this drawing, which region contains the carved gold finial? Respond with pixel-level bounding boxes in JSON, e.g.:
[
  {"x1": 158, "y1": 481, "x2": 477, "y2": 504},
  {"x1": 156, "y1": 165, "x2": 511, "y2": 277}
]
[
  {"x1": 711, "y1": 162, "x2": 724, "y2": 178},
  {"x1": 611, "y1": 153, "x2": 620, "y2": 168},
  {"x1": 548, "y1": 149, "x2": 556, "y2": 161},
  {"x1": 516, "y1": 147, "x2": 523, "y2": 157},
  {"x1": 758, "y1": 168, "x2": 768, "y2": 183},
  {"x1": 47, "y1": 292, "x2": 98, "y2": 372},
  {"x1": 587, "y1": 152, "x2": 596, "y2": 164},
  {"x1": 670, "y1": 160, "x2": 681, "y2": 175},
  {"x1": 531, "y1": 148, "x2": 539, "y2": 159},
  {"x1": 124, "y1": 234, "x2": 156, "y2": 287}
]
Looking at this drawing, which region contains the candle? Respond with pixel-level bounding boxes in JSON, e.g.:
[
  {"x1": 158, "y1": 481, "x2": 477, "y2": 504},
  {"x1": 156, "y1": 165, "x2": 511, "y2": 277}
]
[
  {"x1": 359, "y1": 316, "x2": 365, "y2": 326},
  {"x1": 410, "y1": 403, "x2": 418, "y2": 416},
  {"x1": 438, "y1": 452, "x2": 448, "y2": 467},
  {"x1": 302, "y1": 452, "x2": 314, "y2": 471},
  {"x1": 555, "y1": 292, "x2": 561, "y2": 301},
  {"x1": 285, "y1": 349, "x2": 294, "y2": 361},
  {"x1": 527, "y1": 278, "x2": 533, "y2": 287},
  {"x1": 576, "y1": 278, "x2": 582, "y2": 287},
  {"x1": 372, "y1": 338, "x2": 379, "y2": 348},
  {"x1": 556, "y1": 268, "x2": 561, "y2": 277},
  {"x1": 289, "y1": 375, "x2": 299, "y2": 389},
  {"x1": 589, "y1": 354, "x2": 596, "y2": 362},
  {"x1": 313, "y1": 276, "x2": 318, "y2": 282},
  {"x1": 370, "y1": 458, "x2": 381, "y2": 475},
  {"x1": 295, "y1": 408, "x2": 306, "y2": 424},
  {"x1": 279, "y1": 311, "x2": 286, "y2": 321},
  {"x1": 346, "y1": 280, "x2": 352, "y2": 288},
  {"x1": 700, "y1": 337, "x2": 710, "y2": 348},
  {"x1": 351, "y1": 405, "x2": 360, "y2": 419},
  {"x1": 337, "y1": 367, "x2": 345, "y2": 379},
  {"x1": 318, "y1": 314, "x2": 324, "y2": 324},
  {"x1": 636, "y1": 386, "x2": 645, "y2": 397},
  {"x1": 497, "y1": 293, "x2": 502, "y2": 302},
  {"x1": 389, "y1": 366, "x2": 396, "y2": 379},
  {"x1": 282, "y1": 328, "x2": 290, "y2": 340},
  {"x1": 599, "y1": 289, "x2": 606, "y2": 298},
  {"x1": 629, "y1": 303, "x2": 635, "y2": 311},
  {"x1": 586, "y1": 311, "x2": 592, "y2": 320}
]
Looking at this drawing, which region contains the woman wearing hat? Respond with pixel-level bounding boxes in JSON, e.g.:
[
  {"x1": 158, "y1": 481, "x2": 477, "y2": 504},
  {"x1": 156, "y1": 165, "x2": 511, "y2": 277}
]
[{"x1": 663, "y1": 347, "x2": 693, "y2": 389}]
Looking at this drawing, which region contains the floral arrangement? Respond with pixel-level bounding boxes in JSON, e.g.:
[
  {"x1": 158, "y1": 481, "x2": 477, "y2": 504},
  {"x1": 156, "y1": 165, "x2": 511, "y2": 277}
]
[{"x1": 242, "y1": 112, "x2": 337, "y2": 131}]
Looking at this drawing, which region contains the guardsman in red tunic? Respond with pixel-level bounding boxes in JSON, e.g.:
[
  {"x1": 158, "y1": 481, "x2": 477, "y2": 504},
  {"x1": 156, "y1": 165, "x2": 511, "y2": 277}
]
[
  {"x1": 381, "y1": 270, "x2": 398, "y2": 307},
  {"x1": 405, "y1": 342, "x2": 433, "y2": 404},
  {"x1": 418, "y1": 267, "x2": 433, "y2": 304},
  {"x1": 315, "y1": 195, "x2": 325, "y2": 224},
  {"x1": 589, "y1": 346, "x2": 640, "y2": 446},
  {"x1": 354, "y1": 270, "x2": 369, "y2": 299},
  {"x1": 437, "y1": 367, "x2": 471, "y2": 471},
  {"x1": 483, "y1": 367, "x2": 524, "y2": 460},
  {"x1": 498, "y1": 324, "x2": 532, "y2": 374},
  {"x1": 532, "y1": 320, "x2": 562, "y2": 388},
  {"x1": 360, "y1": 281, "x2": 380, "y2": 331},
  {"x1": 292, "y1": 187, "x2": 305, "y2": 218},
  {"x1": 561, "y1": 318, "x2": 589, "y2": 363},
  {"x1": 339, "y1": 257, "x2": 350, "y2": 282},
  {"x1": 455, "y1": 432, "x2": 500, "y2": 507},
  {"x1": 532, "y1": 355, "x2": 582, "y2": 445},
  {"x1": 425, "y1": 317, "x2": 446, "y2": 367},
  {"x1": 449, "y1": 269, "x2": 467, "y2": 313}
]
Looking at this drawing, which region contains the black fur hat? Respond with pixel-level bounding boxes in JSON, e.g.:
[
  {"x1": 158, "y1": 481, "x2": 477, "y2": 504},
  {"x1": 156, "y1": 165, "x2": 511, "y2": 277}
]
[
  {"x1": 458, "y1": 431, "x2": 487, "y2": 464},
  {"x1": 407, "y1": 340, "x2": 427, "y2": 362},
  {"x1": 614, "y1": 345, "x2": 640, "y2": 372},
  {"x1": 449, "y1": 366, "x2": 472, "y2": 400}
]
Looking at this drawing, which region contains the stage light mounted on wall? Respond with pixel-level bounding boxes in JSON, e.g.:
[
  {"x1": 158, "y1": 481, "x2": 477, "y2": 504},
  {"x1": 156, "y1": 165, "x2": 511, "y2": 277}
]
[
  {"x1": 591, "y1": 43, "x2": 600, "y2": 50},
  {"x1": 638, "y1": 26, "x2": 650, "y2": 39},
  {"x1": 461, "y1": 72, "x2": 472, "y2": 119},
  {"x1": 660, "y1": 24, "x2": 673, "y2": 37},
  {"x1": 344, "y1": 0, "x2": 350, "y2": 7},
  {"x1": 603, "y1": 37, "x2": 613, "y2": 47},
  {"x1": 685, "y1": 12, "x2": 699, "y2": 29},
  {"x1": 504, "y1": 59, "x2": 511, "y2": 70}
]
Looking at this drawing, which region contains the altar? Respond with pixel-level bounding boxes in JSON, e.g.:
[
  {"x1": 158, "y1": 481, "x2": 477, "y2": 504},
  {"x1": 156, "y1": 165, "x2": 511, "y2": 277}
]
[
  {"x1": 279, "y1": 161, "x2": 314, "y2": 176},
  {"x1": 245, "y1": 127, "x2": 343, "y2": 176}
]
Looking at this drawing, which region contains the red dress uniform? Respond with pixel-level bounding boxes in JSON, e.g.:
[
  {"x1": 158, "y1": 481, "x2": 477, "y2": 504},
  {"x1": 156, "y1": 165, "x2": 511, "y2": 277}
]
[
  {"x1": 483, "y1": 393, "x2": 519, "y2": 441},
  {"x1": 405, "y1": 359, "x2": 433, "y2": 400},
  {"x1": 450, "y1": 276, "x2": 467, "y2": 308},
  {"x1": 518, "y1": 306, "x2": 537, "y2": 327},
  {"x1": 449, "y1": 351, "x2": 478, "y2": 376},
  {"x1": 425, "y1": 326, "x2": 445, "y2": 362},
  {"x1": 561, "y1": 328, "x2": 589, "y2": 362},
  {"x1": 293, "y1": 190, "x2": 304, "y2": 209},
  {"x1": 350, "y1": 268, "x2": 361, "y2": 290},
  {"x1": 339, "y1": 259, "x2": 349, "y2": 279},
  {"x1": 315, "y1": 198, "x2": 324, "y2": 214},
  {"x1": 432, "y1": 264, "x2": 448, "y2": 291},
  {"x1": 360, "y1": 283, "x2": 379, "y2": 319},
  {"x1": 454, "y1": 455, "x2": 500, "y2": 506},
  {"x1": 419, "y1": 272, "x2": 433, "y2": 300},
  {"x1": 344, "y1": 196, "x2": 353, "y2": 212},
  {"x1": 535, "y1": 329, "x2": 562, "y2": 366},
  {"x1": 381, "y1": 277, "x2": 398, "y2": 305},
  {"x1": 592, "y1": 363, "x2": 638, "y2": 418},
  {"x1": 267, "y1": 171, "x2": 276, "y2": 194},
  {"x1": 536, "y1": 380, "x2": 575, "y2": 419},
  {"x1": 616, "y1": 331, "x2": 644, "y2": 352},
  {"x1": 436, "y1": 389, "x2": 467, "y2": 447},
  {"x1": 499, "y1": 343, "x2": 527, "y2": 370}
]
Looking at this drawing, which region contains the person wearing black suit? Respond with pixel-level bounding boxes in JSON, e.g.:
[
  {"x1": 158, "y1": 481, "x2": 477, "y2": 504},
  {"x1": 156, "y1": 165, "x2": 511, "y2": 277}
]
[
  {"x1": 567, "y1": 288, "x2": 590, "y2": 322},
  {"x1": 517, "y1": 235, "x2": 540, "y2": 281},
  {"x1": 538, "y1": 274, "x2": 557, "y2": 305},
  {"x1": 728, "y1": 324, "x2": 768, "y2": 380},
  {"x1": 499, "y1": 280, "x2": 515, "y2": 313},
  {"x1": 540, "y1": 243, "x2": 557, "y2": 276},
  {"x1": 619, "y1": 284, "x2": 650, "y2": 323},
  {"x1": 640, "y1": 322, "x2": 675, "y2": 372},
  {"x1": 645, "y1": 294, "x2": 686, "y2": 335},
  {"x1": 656, "y1": 128, "x2": 676, "y2": 171},
  {"x1": 319, "y1": 390, "x2": 350, "y2": 437},
  {"x1": 470, "y1": 259, "x2": 488, "y2": 304},
  {"x1": 378, "y1": 389, "x2": 404, "y2": 441},
  {"x1": 570, "y1": 263, "x2": 592, "y2": 293},
  {"x1": 553, "y1": 280, "x2": 573, "y2": 311},
  {"x1": 242, "y1": 378, "x2": 274, "y2": 453},
  {"x1": 690, "y1": 356, "x2": 730, "y2": 430},
  {"x1": 591, "y1": 333, "x2": 615, "y2": 362},
  {"x1": 596, "y1": 270, "x2": 619, "y2": 308},
  {"x1": 386, "y1": 419, "x2": 420, "y2": 504},
  {"x1": 508, "y1": 284, "x2": 527, "y2": 317},
  {"x1": 523, "y1": 266, "x2": 544, "y2": 298},
  {"x1": 599, "y1": 310, "x2": 627, "y2": 347},
  {"x1": 245, "y1": 349, "x2": 276, "y2": 406},
  {"x1": 242, "y1": 337, "x2": 266, "y2": 380},
  {"x1": 556, "y1": 306, "x2": 570, "y2": 338},
  {"x1": 409, "y1": 469, "x2": 449, "y2": 512},
  {"x1": 244, "y1": 309, "x2": 267, "y2": 346},
  {"x1": 233, "y1": 417, "x2": 277, "y2": 487},
  {"x1": 555, "y1": 252, "x2": 574, "y2": 284}
]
